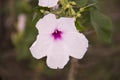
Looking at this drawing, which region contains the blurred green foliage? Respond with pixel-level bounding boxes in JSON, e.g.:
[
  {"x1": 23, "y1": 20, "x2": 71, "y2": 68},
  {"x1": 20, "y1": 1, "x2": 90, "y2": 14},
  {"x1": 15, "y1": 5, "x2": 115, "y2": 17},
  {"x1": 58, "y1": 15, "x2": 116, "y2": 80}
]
[{"x1": 90, "y1": 7, "x2": 112, "y2": 43}]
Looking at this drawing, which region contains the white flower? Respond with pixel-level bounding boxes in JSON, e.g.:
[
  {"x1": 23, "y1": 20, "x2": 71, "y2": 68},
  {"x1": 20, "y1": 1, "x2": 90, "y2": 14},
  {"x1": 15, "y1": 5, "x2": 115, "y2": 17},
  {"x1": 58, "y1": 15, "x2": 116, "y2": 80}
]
[
  {"x1": 30, "y1": 13, "x2": 88, "y2": 69},
  {"x1": 38, "y1": 0, "x2": 59, "y2": 7}
]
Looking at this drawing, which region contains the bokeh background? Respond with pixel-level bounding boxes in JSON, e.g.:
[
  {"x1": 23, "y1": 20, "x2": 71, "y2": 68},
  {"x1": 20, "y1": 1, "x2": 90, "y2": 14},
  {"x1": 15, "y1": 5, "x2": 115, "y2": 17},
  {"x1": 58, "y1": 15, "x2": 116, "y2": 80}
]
[{"x1": 0, "y1": 0, "x2": 120, "y2": 80}]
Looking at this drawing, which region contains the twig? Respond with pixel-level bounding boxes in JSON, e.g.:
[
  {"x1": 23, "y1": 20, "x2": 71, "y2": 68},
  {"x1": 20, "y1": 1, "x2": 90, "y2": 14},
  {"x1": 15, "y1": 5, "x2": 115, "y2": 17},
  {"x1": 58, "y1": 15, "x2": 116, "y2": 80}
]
[{"x1": 68, "y1": 58, "x2": 78, "y2": 80}]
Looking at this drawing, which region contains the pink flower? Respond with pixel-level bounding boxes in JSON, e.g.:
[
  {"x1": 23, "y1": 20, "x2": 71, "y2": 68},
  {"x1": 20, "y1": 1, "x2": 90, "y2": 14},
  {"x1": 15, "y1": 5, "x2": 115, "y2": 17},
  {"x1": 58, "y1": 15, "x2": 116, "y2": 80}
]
[
  {"x1": 30, "y1": 13, "x2": 88, "y2": 69},
  {"x1": 38, "y1": 0, "x2": 59, "y2": 7},
  {"x1": 17, "y1": 14, "x2": 26, "y2": 32}
]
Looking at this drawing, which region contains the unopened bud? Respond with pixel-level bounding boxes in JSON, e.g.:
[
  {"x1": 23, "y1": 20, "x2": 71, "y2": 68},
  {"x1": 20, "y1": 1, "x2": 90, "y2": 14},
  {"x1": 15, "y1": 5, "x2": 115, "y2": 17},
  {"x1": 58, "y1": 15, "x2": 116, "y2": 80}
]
[
  {"x1": 76, "y1": 13, "x2": 81, "y2": 17},
  {"x1": 70, "y1": 1, "x2": 76, "y2": 5},
  {"x1": 80, "y1": 8, "x2": 85, "y2": 12},
  {"x1": 66, "y1": 4, "x2": 71, "y2": 8},
  {"x1": 40, "y1": 9, "x2": 44, "y2": 13}
]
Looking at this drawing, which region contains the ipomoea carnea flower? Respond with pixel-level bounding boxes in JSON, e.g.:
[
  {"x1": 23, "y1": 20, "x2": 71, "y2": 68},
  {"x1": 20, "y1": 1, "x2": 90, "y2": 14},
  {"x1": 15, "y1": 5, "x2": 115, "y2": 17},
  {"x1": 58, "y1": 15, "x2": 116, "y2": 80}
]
[{"x1": 30, "y1": 13, "x2": 88, "y2": 69}]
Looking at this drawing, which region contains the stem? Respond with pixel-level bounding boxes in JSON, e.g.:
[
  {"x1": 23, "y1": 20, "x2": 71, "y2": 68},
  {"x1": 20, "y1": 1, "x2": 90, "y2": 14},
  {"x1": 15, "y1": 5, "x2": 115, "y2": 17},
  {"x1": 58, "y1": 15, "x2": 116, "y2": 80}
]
[{"x1": 68, "y1": 58, "x2": 78, "y2": 80}]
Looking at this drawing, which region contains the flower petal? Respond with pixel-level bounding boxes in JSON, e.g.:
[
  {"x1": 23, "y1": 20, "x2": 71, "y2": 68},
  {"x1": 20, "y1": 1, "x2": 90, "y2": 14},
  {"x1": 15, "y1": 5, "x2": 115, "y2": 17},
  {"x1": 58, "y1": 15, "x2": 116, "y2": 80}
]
[
  {"x1": 63, "y1": 32, "x2": 88, "y2": 59},
  {"x1": 30, "y1": 34, "x2": 52, "y2": 59},
  {"x1": 38, "y1": 0, "x2": 59, "y2": 7},
  {"x1": 46, "y1": 42, "x2": 69, "y2": 69},
  {"x1": 36, "y1": 13, "x2": 57, "y2": 34},
  {"x1": 57, "y1": 18, "x2": 78, "y2": 33}
]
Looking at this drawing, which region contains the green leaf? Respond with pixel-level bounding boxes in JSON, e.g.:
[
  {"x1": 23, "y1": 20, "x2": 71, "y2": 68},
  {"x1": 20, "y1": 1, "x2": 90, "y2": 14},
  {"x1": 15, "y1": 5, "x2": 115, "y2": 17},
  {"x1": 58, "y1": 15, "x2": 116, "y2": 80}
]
[
  {"x1": 90, "y1": 8, "x2": 112, "y2": 43},
  {"x1": 75, "y1": 20, "x2": 85, "y2": 32},
  {"x1": 73, "y1": 0, "x2": 88, "y2": 7}
]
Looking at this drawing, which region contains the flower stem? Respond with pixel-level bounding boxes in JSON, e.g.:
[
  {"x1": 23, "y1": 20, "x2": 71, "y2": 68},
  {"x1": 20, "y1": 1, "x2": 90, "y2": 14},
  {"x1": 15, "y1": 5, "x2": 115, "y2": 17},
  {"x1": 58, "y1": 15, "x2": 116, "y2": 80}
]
[{"x1": 68, "y1": 58, "x2": 78, "y2": 80}]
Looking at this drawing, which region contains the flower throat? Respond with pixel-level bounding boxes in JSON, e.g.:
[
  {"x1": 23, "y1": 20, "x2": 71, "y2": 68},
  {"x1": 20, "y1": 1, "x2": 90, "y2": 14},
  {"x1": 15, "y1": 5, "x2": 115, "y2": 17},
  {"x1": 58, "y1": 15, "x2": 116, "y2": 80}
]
[{"x1": 52, "y1": 29, "x2": 63, "y2": 40}]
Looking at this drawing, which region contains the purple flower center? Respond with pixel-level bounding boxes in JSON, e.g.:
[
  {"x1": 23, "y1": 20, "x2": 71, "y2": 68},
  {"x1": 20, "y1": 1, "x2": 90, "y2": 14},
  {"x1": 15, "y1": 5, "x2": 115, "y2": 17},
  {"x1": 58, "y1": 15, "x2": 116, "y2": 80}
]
[{"x1": 51, "y1": 29, "x2": 63, "y2": 40}]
